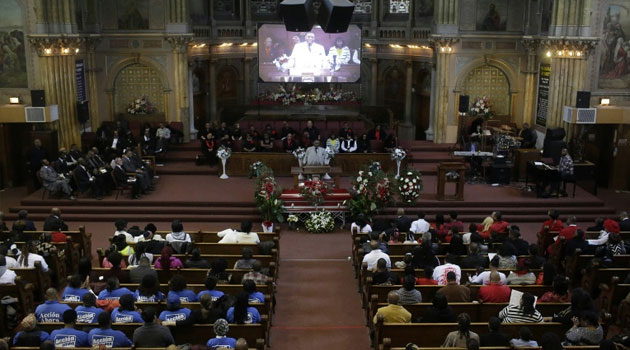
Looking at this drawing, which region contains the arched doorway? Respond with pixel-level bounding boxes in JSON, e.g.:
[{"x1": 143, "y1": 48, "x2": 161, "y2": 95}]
[
  {"x1": 113, "y1": 63, "x2": 166, "y2": 117},
  {"x1": 460, "y1": 65, "x2": 511, "y2": 117}
]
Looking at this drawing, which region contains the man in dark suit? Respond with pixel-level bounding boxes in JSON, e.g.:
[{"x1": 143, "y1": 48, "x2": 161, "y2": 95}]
[
  {"x1": 105, "y1": 130, "x2": 126, "y2": 160},
  {"x1": 130, "y1": 150, "x2": 153, "y2": 180},
  {"x1": 26, "y1": 139, "x2": 48, "y2": 190},
  {"x1": 122, "y1": 150, "x2": 150, "y2": 192},
  {"x1": 113, "y1": 157, "x2": 141, "y2": 199},
  {"x1": 86, "y1": 149, "x2": 113, "y2": 193},
  {"x1": 75, "y1": 158, "x2": 104, "y2": 199},
  {"x1": 43, "y1": 208, "x2": 68, "y2": 231},
  {"x1": 53, "y1": 148, "x2": 72, "y2": 176},
  {"x1": 620, "y1": 212, "x2": 630, "y2": 231},
  {"x1": 395, "y1": 208, "x2": 412, "y2": 233},
  {"x1": 140, "y1": 128, "x2": 156, "y2": 155}
]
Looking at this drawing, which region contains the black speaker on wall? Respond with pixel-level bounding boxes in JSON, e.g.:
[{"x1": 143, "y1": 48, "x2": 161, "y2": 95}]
[
  {"x1": 31, "y1": 90, "x2": 45, "y2": 107},
  {"x1": 77, "y1": 101, "x2": 89, "y2": 124},
  {"x1": 279, "y1": 0, "x2": 315, "y2": 32},
  {"x1": 459, "y1": 95, "x2": 470, "y2": 113},
  {"x1": 318, "y1": 0, "x2": 355, "y2": 33},
  {"x1": 576, "y1": 91, "x2": 591, "y2": 108}
]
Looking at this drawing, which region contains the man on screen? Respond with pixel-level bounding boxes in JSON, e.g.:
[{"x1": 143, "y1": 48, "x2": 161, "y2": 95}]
[
  {"x1": 289, "y1": 32, "x2": 326, "y2": 70},
  {"x1": 328, "y1": 38, "x2": 351, "y2": 71}
]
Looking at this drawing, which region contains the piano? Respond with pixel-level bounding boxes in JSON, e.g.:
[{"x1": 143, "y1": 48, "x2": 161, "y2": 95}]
[{"x1": 525, "y1": 160, "x2": 596, "y2": 197}]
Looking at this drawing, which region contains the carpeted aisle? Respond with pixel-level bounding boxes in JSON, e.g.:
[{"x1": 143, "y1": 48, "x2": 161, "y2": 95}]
[{"x1": 270, "y1": 230, "x2": 370, "y2": 350}]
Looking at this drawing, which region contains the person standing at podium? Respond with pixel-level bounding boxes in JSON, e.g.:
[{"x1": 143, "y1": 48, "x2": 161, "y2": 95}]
[{"x1": 304, "y1": 140, "x2": 326, "y2": 166}]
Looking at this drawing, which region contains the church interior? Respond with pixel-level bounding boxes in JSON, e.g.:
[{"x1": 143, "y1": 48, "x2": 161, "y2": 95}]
[{"x1": 1, "y1": 0, "x2": 630, "y2": 349}]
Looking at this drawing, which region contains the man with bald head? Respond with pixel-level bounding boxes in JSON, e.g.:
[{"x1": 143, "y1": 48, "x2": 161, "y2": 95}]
[
  {"x1": 43, "y1": 208, "x2": 68, "y2": 231},
  {"x1": 362, "y1": 239, "x2": 391, "y2": 270},
  {"x1": 235, "y1": 338, "x2": 249, "y2": 350},
  {"x1": 478, "y1": 271, "x2": 511, "y2": 303},
  {"x1": 373, "y1": 291, "x2": 411, "y2": 323}
]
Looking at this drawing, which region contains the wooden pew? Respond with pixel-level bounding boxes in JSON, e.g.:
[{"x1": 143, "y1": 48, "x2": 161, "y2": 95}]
[
  {"x1": 23, "y1": 226, "x2": 92, "y2": 260},
  {"x1": 11, "y1": 346, "x2": 265, "y2": 350},
  {"x1": 565, "y1": 254, "x2": 630, "y2": 282},
  {"x1": 39, "y1": 317, "x2": 269, "y2": 347},
  {"x1": 0, "y1": 276, "x2": 36, "y2": 314},
  {"x1": 181, "y1": 230, "x2": 279, "y2": 243},
  {"x1": 11, "y1": 262, "x2": 52, "y2": 301},
  {"x1": 116, "y1": 283, "x2": 272, "y2": 297},
  {"x1": 368, "y1": 299, "x2": 569, "y2": 325},
  {"x1": 374, "y1": 320, "x2": 566, "y2": 348},
  {"x1": 381, "y1": 345, "x2": 599, "y2": 350},
  {"x1": 90, "y1": 267, "x2": 275, "y2": 285},
  {"x1": 365, "y1": 279, "x2": 554, "y2": 306}
]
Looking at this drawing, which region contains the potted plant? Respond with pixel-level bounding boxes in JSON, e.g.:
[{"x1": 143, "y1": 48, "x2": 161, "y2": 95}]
[
  {"x1": 255, "y1": 175, "x2": 284, "y2": 232},
  {"x1": 287, "y1": 214, "x2": 299, "y2": 230}
]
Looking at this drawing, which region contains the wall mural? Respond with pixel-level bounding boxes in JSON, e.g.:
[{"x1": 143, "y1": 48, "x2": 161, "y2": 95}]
[
  {"x1": 0, "y1": 0, "x2": 26, "y2": 88},
  {"x1": 117, "y1": 0, "x2": 150, "y2": 30},
  {"x1": 476, "y1": 0, "x2": 508, "y2": 31},
  {"x1": 461, "y1": 65, "x2": 510, "y2": 116},
  {"x1": 599, "y1": 3, "x2": 630, "y2": 90}
]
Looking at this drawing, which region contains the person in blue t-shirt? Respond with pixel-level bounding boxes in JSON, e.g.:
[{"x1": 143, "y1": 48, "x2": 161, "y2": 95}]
[
  {"x1": 134, "y1": 273, "x2": 164, "y2": 302},
  {"x1": 75, "y1": 293, "x2": 103, "y2": 324},
  {"x1": 226, "y1": 292, "x2": 261, "y2": 324},
  {"x1": 111, "y1": 294, "x2": 143, "y2": 323},
  {"x1": 197, "y1": 276, "x2": 225, "y2": 302},
  {"x1": 207, "y1": 318, "x2": 236, "y2": 350},
  {"x1": 159, "y1": 294, "x2": 191, "y2": 322},
  {"x1": 167, "y1": 274, "x2": 198, "y2": 302},
  {"x1": 98, "y1": 277, "x2": 133, "y2": 300},
  {"x1": 88, "y1": 311, "x2": 132, "y2": 348},
  {"x1": 35, "y1": 288, "x2": 72, "y2": 323},
  {"x1": 47, "y1": 309, "x2": 89, "y2": 347},
  {"x1": 61, "y1": 274, "x2": 91, "y2": 302},
  {"x1": 243, "y1": 279, "x2": 265, "y2": 303}
]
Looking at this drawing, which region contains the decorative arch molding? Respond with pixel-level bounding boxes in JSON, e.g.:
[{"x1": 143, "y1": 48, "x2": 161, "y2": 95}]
[
  {"x1": 453, "y1": 57, "x2": 520, "y2": 95},
  {"x1": 105, "y1": 55, "x2": 171, "y2": 91}
]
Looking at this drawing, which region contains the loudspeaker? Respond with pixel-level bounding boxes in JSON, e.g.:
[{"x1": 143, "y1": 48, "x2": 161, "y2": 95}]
[
  {"x1": 545, "y1": 127, "x2": 566, "y2": 141},
  {"x1": 489, "y1": 163, "x2": 511, "y2": 185},
  {"x1": 576, "y1": 91, "x2": 591, "y2": 108},
  {"x1": 318, "y1": 0, "x2": 355, "y2": 33},
  {"x1": 77, "y1": 101, "x2": 89, "y2": 124},
  {"x1": 279, "y1": 0, "x2": 315, "y2": 32},
  {"x1": 31, "y1": 90, "x2": 45, "y2": 107},
  {"x1": 459, "y1": 95, "x2": 469, "y2": 113}
]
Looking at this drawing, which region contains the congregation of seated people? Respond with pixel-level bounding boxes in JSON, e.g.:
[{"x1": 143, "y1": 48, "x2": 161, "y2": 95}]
[
  {"x1": 27, "y1": 124, "x2": 157, "y2": 200},
  {"x1": 197, "y1": 119, "x2": 398, "y2": 166},
  {"x1": 356, "y1": 208, "x2": 630, "y2": 348},
  {"x1": 0, "y1": 214, "x2": 274, "y2": 350}
]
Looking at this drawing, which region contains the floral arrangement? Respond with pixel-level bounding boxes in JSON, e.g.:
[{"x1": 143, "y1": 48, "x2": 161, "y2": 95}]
[
  {"x1": 396, "y1": 169, "x2": 423, "y2": 204},
  {"x1": 287, "y1": 215, "x2": 299, "y2": 223},
  {"x1": 348, "y1": 165, "x2": 393, "y2": 219},
  {"x1": 305, "y1": 209, "x2": 335, "y2": 234},
  {"x1": 325, "y1": 146, "x2": 337, "y2": 160},
  {"x1": 254, "y1": 175, "x2": 284, "y2": 224},
  {"x1": 368, "y1": 161, "x2": 382, "y2": 174},
  {"x1": 249, "y1": 161, "x2": 269, "y2": 179},
  {"x1": 257, "y1": 85, "x2": 358, "y2": 106},
  {"x1": 391, "y1": 147, "x2": 407, "y2": 161},
  {"x1": 127, "y1": 97, "x2": 156, "y2": 115},
  {"x1": 299, "y1": 179, "x2": 329, "y2": 206},
  {"x1": 470, "y1": 96, "x2": 492, "y2": 117},
  {"x1": 216, "y1": 146, "x2": 232, "y2": 160},
  {"x1": 293, "y1": 147, "x2": 306, "y2": 163}
]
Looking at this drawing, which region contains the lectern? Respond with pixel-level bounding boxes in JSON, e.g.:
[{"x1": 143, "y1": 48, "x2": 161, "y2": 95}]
[{"x1": 437, "y1": 162, "x2": 467, "y2": 201}]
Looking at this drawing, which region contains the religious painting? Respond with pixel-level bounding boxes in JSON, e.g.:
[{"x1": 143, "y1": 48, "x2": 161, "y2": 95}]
[
  {"x1": 217, "y1": 66, "x2": 238, "y2": 102},
  {"x1": 476, "y1": 0, "x2": 508, "y2": 31},
  {"x1": 251, "y1": 0, "x2": 278, "y2": 15},
  {"x1": 117, "y1": 0, "x2": 149, "y2": 30},
  {"x1": 0, "y1": 0, "x2": 27, "y2": 88},
  {"x1": 598, "y1": 4, "x2": 630, "y2": 90},
  {"x1": 389, "y1": 0, "x2": 410, "y2": 14}
]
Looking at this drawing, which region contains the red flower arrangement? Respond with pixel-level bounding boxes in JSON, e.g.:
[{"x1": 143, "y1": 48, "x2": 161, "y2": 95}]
[{"x1": 299, "y1": 180, "x2": 329, "y2": 206}]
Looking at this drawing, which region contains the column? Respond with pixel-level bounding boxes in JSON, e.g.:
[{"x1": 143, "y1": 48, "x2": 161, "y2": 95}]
[
  {"x1": 431, "y1": 37, "x2": 458, "y2": 143},
  {"x1": 31, "y1": 37, "x2": 83, "y2": 148},
  {"x1": 168, "y1": 36, "x2": 193, "y2": 141},
  {"x1": 167, "y1": 0, "x2": 189, "y2": 32},
  {"x1": 434, "y1": 0, "x2": 458, "y2": 33},
  {"x1": 243, "y1": 58, "x2": 251, "y2": 104},
  {"x1": 35, "y1": 0, "x2": 48, "y2": 33},
  {"x1": 398, "y1": 60, "x2": 415, "y2": 140},
  {"x1": 426, "y1": 62, "x2": 437, "y2": 140},
  {"x1": 370, "y1": 58, "x2": 378, "y2": 105},
  {"x1": 209, "y1": 59, "x2": 218, "y2": 122},
  {"x1": 370, "y1": 0, "x2": 379, "y2": 37},
  {"x1": 85, "y1": 38, "x2": 102, "y2": 132},
  {"x1": 521, "y1": 38, "x2": 539, "y2": 126}
]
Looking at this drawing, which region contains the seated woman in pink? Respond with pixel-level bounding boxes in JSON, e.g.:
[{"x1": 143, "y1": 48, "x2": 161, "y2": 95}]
[{"x1": 154, "y1": 246, "x2": 184, "y2": 270}]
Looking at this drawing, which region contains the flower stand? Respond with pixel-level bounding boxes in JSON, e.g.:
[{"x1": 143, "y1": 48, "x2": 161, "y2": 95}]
[{"x1": 220, "y1": 158, "x2": 229, "y2": 179}]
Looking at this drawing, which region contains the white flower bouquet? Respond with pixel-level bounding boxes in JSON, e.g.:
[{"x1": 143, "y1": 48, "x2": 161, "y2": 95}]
[
  {"x1": 396, "y1": 169, "x2": 423, "y2": 203},
  {"x1": 293, "y1": 147, "x2": 306, "y2": 161},
  {"x1": 287, "y1": 215, "x2": 299, "y2": 223},
  {"x1": 325, "y1": 146, "x2": 337, "y2": 160},
  {"x1": 391, "y1": 147, "x2": 407, "y2": 161},
  {"x1": 470, "y1": 96, "x2": 492, "y2": 117},
  {"x1": 305, "y1": 209, "x2": 335, "y2": 233},
  {"x1": 127, "y1": 97, "x2": 155, "y2": 115},
  {"x1": 216, "y1": 146, "x2": 232, "y2": 160}
]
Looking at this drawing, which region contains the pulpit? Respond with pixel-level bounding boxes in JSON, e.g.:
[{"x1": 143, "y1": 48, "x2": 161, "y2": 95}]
[
  {"x1": 291, "y1": 166, "x2": 341, "y2": 188},
  {"x1": 437, "y1": 162, "x2": 467, "y2": 201}
]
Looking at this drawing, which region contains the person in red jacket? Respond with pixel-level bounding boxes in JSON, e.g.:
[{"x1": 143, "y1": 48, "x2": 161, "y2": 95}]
[
  {"x1": 558, "y1": 216, "x2": 578, "y2": 241},
  {"x1": 478, "y1": 271, "x2": 511, "y2": 303},
  {"x1": 540, "y1": 210, "x2": 565, "y2": 234},
  {"x1": 488, "y1": 211, "x2": 510, "y2": 235}
]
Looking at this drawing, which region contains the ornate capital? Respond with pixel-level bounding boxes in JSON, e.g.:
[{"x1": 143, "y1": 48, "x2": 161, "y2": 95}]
[
  {"x1": 167, "y1": 36, "x2": 193, "y2": 54},
  {"x1": 540, "y1": 37, "x2": 599, "y2": 58},
  {"x1": 29, "y1": 36, "x2": 85, "y2": 56},
  {"x1": 429, "y1": 36, "x2": 459, "y2": 54},
  {"x1": 521, "y1": 37, "x2": 540, "y2": 55}
]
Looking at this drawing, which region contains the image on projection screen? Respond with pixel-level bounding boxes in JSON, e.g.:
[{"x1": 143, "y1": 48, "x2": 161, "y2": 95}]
[{"x1": 258, "y1": 24, "x2": 362, "y2": 83}]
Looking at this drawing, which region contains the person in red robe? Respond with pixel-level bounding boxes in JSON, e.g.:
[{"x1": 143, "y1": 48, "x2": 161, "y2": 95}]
[
  {"x1": 488, "y1": 211, "x2": 510, "y2": 235},
  {"x1": 537, "y1": 210, "x2": 564, "y2": 253}
]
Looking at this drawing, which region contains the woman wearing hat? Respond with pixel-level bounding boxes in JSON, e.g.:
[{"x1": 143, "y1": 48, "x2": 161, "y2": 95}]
[
  {"x1": 207, "y1": 318, "x2": 236, "y2": 350},
  {"x1": 12, "y1": 314, "x2": 49, "y2": 346}
]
